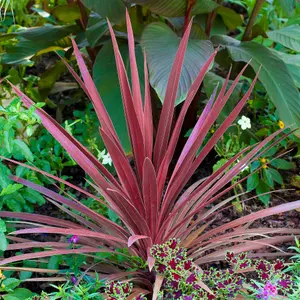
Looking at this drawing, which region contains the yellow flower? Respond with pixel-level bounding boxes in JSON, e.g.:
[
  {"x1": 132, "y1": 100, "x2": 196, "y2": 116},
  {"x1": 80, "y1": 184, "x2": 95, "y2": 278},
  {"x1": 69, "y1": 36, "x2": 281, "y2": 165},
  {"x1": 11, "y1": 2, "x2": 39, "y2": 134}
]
[
  {"x1": 0, "y1": 270, "x2": 5, "y2": 280},
  {"x1": 262, "y1": 164, "x2": 268, "y2": 169},
  {"x1": 278, "y1": 120, "x2": 285, "y2": 129},
  {"x1": 260, "y1": 158, "x2": 267, "y2": 164}
]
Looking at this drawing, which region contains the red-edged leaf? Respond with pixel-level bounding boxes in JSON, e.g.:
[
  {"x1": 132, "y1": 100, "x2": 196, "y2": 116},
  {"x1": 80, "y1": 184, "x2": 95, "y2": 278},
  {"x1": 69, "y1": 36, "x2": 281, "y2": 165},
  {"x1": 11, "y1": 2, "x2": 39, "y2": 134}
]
[
  {"x1": 153, "y1": 20, "x2": 193, "y2": 169},
  {"x1": 143, "y1": 50, "x2": 153, "y2": 159},
  {"x1": 71, "y1": 39, "x2": 122, "y2": 147},
  {"x1": 10, "y1": 176, "x2": 128, "y2": 238},
  {"x1": 199, "y1": 200, "x2": 300, "y2": 243},
  {"x1": 156, "y1": 49, "x2": 218, "y2": 198},
  {"x1": 11, "y1": 227, "x2": 126, "y2": 245},
  {"x1": 152, "y1": 275, "x2": 164, "y2": 300},
  {"x1": 0, "y1": 248, "x2": 103, "y2": 266},
  {"x1": 128, "y1": 235, "x2": 150, "y2": 247},
  {"x1": 126, "y1": 9, "x2": 143, "y2": 127},
  {"x1": 142, "y1": 158, "x2": 158, "y2": 236},
  {"x1": 100, "y1": 128, "x2": 144, "y2": 214},
  {"x1": 9, "y1": 83, "x2": 122, "y2": 194},
  {"x1": 0, "y1": 156, "x2": 105, "y2": 205},
  {"x1": 107, "y1": 20, "x2": 145, "y2": 179},
  {"x1": 0, "y1": 211, "x2": 82, "y2": 229}
]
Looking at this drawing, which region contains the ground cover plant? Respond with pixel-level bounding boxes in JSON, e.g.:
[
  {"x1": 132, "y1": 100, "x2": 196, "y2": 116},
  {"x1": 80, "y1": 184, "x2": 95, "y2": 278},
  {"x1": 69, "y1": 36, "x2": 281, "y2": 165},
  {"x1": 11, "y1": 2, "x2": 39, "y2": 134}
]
[{"x1": 0, "y1": 9, "x2": 299, "y2": 298}]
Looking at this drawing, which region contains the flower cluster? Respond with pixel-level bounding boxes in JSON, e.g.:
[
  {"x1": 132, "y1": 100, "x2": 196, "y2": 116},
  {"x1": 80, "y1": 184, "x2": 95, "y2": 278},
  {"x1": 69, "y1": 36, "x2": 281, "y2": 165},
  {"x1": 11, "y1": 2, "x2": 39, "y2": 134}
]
[{"x1": 105, "y1": 281, "x2": 146, "y2": 300}]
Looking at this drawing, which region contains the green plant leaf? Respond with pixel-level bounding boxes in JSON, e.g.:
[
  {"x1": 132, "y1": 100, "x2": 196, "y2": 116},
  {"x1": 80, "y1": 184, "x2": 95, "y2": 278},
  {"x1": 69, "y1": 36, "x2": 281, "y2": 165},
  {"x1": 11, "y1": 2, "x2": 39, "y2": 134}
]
[
  {"x1": 267, "y1": 25, "x2": 300, "y2": 52},
  {"x1": 82, "y1": 0, "x2": 126, "y2": 24},
  {"x1": 38, "y1": 60, "x2": 66, "y2": 99},
  {"x1": 277, "y1": 0, "x2": 296, "y2": 16},
  {"x1": 213, "y1": 158, "x2": 228, "y2": 173},
  {"x1": 0, "y1": 162, "x2": 12, "y2": 189},
  {"x1": 272, "y1": 50, "x2": 300, "y2": 88},
  {"x1": 267, "y1": 168, "x2": 283, "y2": 185},
  {"x1": 17, "y1": 25, "x2": 78, "y2": 43},
  {"x1": 256, "y1": 181, "x2": 271, "y2": 205},
  {"x1": 263, "y1": 168, "x2": 274, "y2": 188},
  {"x1": 0, "y1": 232, "x2": 8, "y2": 251},
  {"x1": 0, "y1": 184, "x2": 23, "y2": 196},
  {"x1": 125, "y1": 0, "x2": 218, "y2": 17},
  {"x1": 211, "y1": 35, "x2": 300, "y2": 134},
  {"x1": 52, "y1": 3, "x2": 81, "y2": 22},
  {"x1": 86, "y1": 13, "x2": 108, "y2": 48},
  {"x1": 270, "y1": 158, "x2": 295, "y2": 170},
  {"x1": 4, "y1": 127, "x2": 14, "y2": 153},
  {"x1": 216, "y1": 6, "x2": 243, "y2": 30},
  {"x1": 93, "y1": 42, "x2": 145, "y2": 153},
  {"x1": 22, "y1": 188, "x2": 46, "y2": 205},
  {"x1": 141, "y1": 22, "x2": 214, "y2": 105},
  {"x1": 0, "y1": 218, "x2": 7, "y2": 233},
  {"x1": 3, "y1": 288, "x2": 33, "y2": 300},
  {"x1": 13, "y1": 140, "x2": 34, "y2": 162},
  {"x1": 247, "y1": 172, "x2": 259, "y2": 191}
]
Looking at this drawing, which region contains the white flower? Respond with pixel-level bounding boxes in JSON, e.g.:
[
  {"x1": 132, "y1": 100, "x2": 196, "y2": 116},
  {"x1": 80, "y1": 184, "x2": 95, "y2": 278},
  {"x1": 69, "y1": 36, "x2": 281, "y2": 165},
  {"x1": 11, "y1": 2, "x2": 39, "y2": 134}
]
[
  {"x1": 102, "y1": 153, "x2": 112, "y2": 166},
  {"x1": 98, "y1": 150, "x2": 112, "y2": 166},
  {"x1": 237, "y1": 115, "x2": 251, "y2": 130}
]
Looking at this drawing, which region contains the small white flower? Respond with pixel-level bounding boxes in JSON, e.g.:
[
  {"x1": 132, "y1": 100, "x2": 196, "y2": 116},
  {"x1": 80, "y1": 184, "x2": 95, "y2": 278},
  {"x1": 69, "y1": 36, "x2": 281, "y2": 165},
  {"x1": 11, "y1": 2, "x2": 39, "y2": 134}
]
[
  {"x1": 102, "y1": 153, "x2": 112, "y2": 166},
  {"x1": 237, "y1": 115, "x2": 251, "y2": 130},
  {"x1": 98, "y1": 150, "x2": 112, "y2": 166}
]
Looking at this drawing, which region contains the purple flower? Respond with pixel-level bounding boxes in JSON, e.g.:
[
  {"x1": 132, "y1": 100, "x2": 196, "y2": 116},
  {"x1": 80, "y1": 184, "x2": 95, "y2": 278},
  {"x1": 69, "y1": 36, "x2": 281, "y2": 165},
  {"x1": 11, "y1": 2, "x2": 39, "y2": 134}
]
[
  {"x1": 68, "y1": 235, "x2": 79, "y2": 244},
  {"x1": 71, "y1": 276, "x2": 77, "y2": 284}
]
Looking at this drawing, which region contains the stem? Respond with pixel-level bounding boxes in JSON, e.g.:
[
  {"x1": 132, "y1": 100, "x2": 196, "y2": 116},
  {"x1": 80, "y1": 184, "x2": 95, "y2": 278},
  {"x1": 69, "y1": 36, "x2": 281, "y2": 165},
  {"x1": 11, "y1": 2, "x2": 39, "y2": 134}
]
[
  {"x1": 182, "y1": 0, "x2": 196, "y2": 35},
  {"x1": 205, "y1": 0, "x2": 222, "y2": 37},
  {"x1": 242, "y1": 0, "x2": 265, "y2": 41}
]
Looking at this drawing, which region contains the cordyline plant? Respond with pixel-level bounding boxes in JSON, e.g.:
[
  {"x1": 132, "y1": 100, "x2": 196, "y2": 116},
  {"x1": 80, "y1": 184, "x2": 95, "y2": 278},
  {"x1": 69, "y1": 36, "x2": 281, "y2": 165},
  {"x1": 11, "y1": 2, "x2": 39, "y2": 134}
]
[{"x1": 0, "y1": 11, "x2": 300, "y2": 298}]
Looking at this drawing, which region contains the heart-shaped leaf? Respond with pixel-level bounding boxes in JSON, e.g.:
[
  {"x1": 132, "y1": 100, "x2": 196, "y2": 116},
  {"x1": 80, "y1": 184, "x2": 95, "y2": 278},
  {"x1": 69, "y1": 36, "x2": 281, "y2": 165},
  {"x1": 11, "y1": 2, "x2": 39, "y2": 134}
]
[
  {"x1": 211, "y1": 35, "x2": 300, "y2": 134},
  {"x1": 267, "y1": 24, "x2": 300, "y2": 52},
  {"x1": 141, "y1": 22, "x2": 214, "y2": 105}
]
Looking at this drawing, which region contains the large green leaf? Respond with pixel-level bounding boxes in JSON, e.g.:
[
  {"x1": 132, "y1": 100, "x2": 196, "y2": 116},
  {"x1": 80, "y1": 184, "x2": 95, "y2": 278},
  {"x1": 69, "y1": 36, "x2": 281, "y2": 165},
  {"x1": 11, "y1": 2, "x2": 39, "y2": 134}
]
[
  {"x1": 86, "y1": 13, "x2": 108, "y2": 47},
  {"x1": 1, "y1": 25, "x2": 77, "y2": 65},
  {"x1": 52, "y1": 3, "x2": 81, "y2": 22},
  {"x1": 267, "y1": 25, "x2": 300, "y2": 52},
  {"x1": 3, "y1": 25, "x2": 78, "y2": 43},
  {"x1": 211, "y1": 35, "x2": 300, "y2": 132},
  {"x1": 276, "y1": 0, "x2": 295, "y2": 16},
  {"x1": 125, "y1": 0, "x2": 218, "y2": 17},
  {"x1": 141, "y1": 22, "x2": 214, "y2": 105},
  {"x1": 82, "y1": 0, "x2": 126, "y2": 24},
  {"x1": 93, "y1": 42, "x2": 145, "y2": 154},
  {"x1": 272, "y1": 50, "x2": 300, "y2": 88},
  {"x1": 216, "y1": 6, "x2": 243, "y2": 30}
]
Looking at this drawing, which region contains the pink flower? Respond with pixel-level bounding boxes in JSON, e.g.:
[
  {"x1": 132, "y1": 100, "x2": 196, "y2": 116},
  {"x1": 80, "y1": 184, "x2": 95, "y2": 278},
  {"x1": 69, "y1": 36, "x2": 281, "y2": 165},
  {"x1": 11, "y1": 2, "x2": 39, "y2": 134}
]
[
  {"x1": 257, "y1": 282, "x2": 278, "y2": 300},
  {"x1": 68, "y1": 235, "x2": 79, "y2": 244}
]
